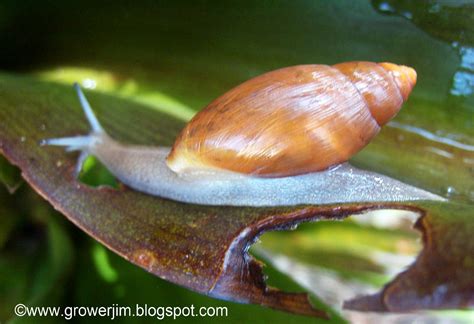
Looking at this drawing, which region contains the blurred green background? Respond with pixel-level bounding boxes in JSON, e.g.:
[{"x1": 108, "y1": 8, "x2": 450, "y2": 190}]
[{"x1": 0, "y1": 0, "x2": 473, "y2": 323}]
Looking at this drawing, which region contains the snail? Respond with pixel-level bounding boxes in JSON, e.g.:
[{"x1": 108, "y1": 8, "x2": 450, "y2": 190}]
[{"x1": 42, "y1": 61, "x2": 444, "y2": 206}]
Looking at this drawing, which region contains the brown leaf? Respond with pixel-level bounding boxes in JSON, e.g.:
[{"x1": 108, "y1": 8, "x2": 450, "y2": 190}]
[
  {"x1": 0, "y1": 75, "x2": 471, "y2": 317},
  {"x1": 344, "y1": 201, "x2": 474, "y2": 312}
]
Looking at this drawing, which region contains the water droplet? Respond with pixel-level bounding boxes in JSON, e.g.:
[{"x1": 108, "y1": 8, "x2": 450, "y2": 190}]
[
  {"x1": 378, "y1": 2, "x2": 395, "y2": 13},
  {"x1": 446, "y1": 186, "x2": 457, "y2": 197},
  {"x1": 459, "y1": 46, "x2": 474, "y2": 70},
  {"x1": 83, "y1": 78, "x2": 97, "y2": 89},
  {"x1": 450, "y1": 71, "x2": 474, "y2": 96},
  {"x1": 20, "y1": 136, "x2": 26, "y2": 142},
  {"x1": 450, "y1": 46, "x2": 474, "y2": 97}
]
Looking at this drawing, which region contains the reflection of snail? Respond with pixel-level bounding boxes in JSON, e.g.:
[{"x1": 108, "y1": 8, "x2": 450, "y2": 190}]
[{"x1": 43, "y1": 61, "x2": 432, "y2": 206}]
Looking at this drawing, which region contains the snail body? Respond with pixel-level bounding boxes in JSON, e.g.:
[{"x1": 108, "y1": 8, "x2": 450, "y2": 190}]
[{"x1": 43, "y1": 62, "x2": 444, "y2": 206}]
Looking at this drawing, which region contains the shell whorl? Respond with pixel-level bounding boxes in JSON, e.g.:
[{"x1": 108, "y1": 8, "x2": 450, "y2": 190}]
[
  {"x1": 333, "y1": 62, "x2": 416, "y2": 125},
  {"x1": 167, "y1": 61, "x2": 416, "y2": 177}
]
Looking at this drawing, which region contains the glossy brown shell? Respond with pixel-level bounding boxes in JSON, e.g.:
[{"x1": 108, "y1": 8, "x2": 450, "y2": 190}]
[{"x1": 166, "y1": 61, "x2": 417, "y2": 177}]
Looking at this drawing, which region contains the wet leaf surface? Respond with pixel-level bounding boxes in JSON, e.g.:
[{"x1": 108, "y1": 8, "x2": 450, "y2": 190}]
[
  {"x1": 372, "y1": 0, "x2": 474, "y2": 46},
  {"x1": 0, "y1": 75, "x2": 472, "y2": 317}
]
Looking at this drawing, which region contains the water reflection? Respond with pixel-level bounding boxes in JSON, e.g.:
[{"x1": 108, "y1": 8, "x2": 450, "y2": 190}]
[
  {"x1": 388, "y1": 121, "x2": 474, "y2": 151},
  {"x1": 36, "y1": 67, "x2": 195, "y2": 120},
  {"x1": 451, "y1": 45, "x2": 474, "y2": 96},
  {"x1": 372, "y1": 0, "x2": 474, "y2": 97}
]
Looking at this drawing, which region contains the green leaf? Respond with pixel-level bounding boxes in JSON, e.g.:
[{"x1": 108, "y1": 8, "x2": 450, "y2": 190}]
[
  {"x1": 0, "y1": 73, "x2": 472, "y2": 318},
  {"x1": 73, "y1": 238, "x2": 343, "y2": 323},
  {"x1": 0, "y1": 188, "x2": 74, "y2": 323},
  {"x1": 0, "y1": 155, "x2": 22, "y2": 193}
]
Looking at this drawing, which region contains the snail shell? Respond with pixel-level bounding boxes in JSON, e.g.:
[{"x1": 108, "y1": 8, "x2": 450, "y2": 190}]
[{"x1": 167, "y1": 61, "x2": 416, "y2": 177}]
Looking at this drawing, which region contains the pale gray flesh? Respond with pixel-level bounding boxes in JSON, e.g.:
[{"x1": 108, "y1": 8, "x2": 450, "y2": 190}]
[{"x1": 90, "y1": 135, "x2": 446, "y2": 207}]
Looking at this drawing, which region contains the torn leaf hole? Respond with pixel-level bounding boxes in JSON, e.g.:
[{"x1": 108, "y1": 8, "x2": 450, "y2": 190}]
[
  {"x1": 78, "y1": 156, "x2": 119, "y2": 189},
  {"x1": 251, "y1": 208, "x2": 422, "y2": 313}
]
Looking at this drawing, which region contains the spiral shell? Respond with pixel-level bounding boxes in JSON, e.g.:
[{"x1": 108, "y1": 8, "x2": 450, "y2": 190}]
[{"x1": 166, "y1": 61, "x2": 416, "y2": 177}]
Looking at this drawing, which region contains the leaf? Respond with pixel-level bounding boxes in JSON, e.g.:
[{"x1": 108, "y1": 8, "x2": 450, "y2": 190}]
[
  {"x1": 344, "y1": 201, "x2": 474, "y2": 312},
  {"x1": 372, "y1": 0, "x2": 474, "y2": 46},
  {"x1": 0, "y1": 186, "x2": 74, "y2": 323},
  {"x1": 0, "y1": 155, "x2": 22, "y2": 193},
  {"x1": 72, "y1": 239, "x2": 344, "y2": 323},
  {"x1": 0, "y1": 188, "x2": 20, "y2": 249},
  {"x1": 0, "y1": 74, "x2": 471, "y2": 318},
  {"x1": 253, "y1": 212, "x2": 421, "y2": 286},
  {"x1": 255, "y1": 203, "x2": 474, "y2": 315}
]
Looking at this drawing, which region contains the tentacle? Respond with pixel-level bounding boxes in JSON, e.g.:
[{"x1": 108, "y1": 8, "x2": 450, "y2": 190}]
[
  {"x1": 41, "y1": 135, "x2": 93, "y2": 151},
  {"x1": 41, "y1": 83, "x2": 107, "y2": 176},
  {"x1": 73, "y1": 82, "x2": 104, "y2": 133}
]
